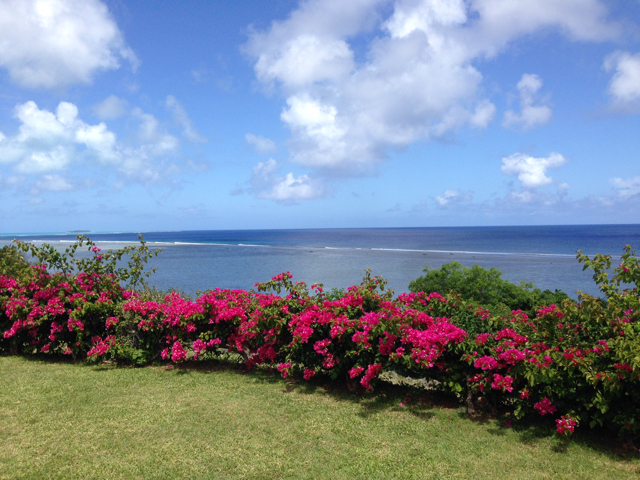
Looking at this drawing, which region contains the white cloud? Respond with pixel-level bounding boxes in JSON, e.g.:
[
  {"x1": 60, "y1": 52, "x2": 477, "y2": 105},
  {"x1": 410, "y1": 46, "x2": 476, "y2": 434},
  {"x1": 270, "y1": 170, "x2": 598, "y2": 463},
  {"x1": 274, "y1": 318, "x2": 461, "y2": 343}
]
[
  {"x1": 0, "y1": 100, "x2": 181, "y2": 184},
  {"x1": 464, "y1": 0, "x2": 619, "y2": 57},
  {"x1": 165, "y1": 96, "x2": 207, "y2": 143},
  {"x1": 384, "y1": 0, "x2": 467, "y2": 38},
  {"x1": 130, "y1": 108, "x2": 176, "y2": 149},
  {"x1": 253, "y1": 34, "x2": 355, "y2": 89},
  {"x1": 503, "y1": 74, "x2": 552, "y2": 130},
  {"x1": 604, "y1": 51, "x2": 640, "y2": 107},
  {"x1": 434, "y1": 189, "x2": 473, "y2": 208},
  {"x1": 31, "y1": 174, "x2": 74, "y2": 194},
  {"x1": 93, "y1": 95, "x2": 128, "y2": 120},
  {"x1": 250, "y1": 158, "x2": 328, "y2": 201},
  {"x1": 0, "y1": 0, "x2": 138, "y2": 89},
  {"x1": 508, "y1": 190, "x2": 535, "y2": 204},
  {"x1": 262, "y1": 173, "x2": 327, "y2": 201},
  {"x1": 501, "y1": 152, "x2": 567, "y2": 189},
  {"x1": 250, "y1": 158, "x2": 279, "y2": 187},
  {"x1": 245, "y1": 0, "x2": 619, "y2": 175},
  {"x1": 610, "y1": 176, "x2": 640, "y2": 198},
  {"x1": 245, "y1": 0, "x2": 381, "y2": 90},
  {"x1": 470, "y1": 100, "x2": 497, "y2": 128},
  {"x1": 245, "y1": 133, "x2": 277, "y2": 154}
]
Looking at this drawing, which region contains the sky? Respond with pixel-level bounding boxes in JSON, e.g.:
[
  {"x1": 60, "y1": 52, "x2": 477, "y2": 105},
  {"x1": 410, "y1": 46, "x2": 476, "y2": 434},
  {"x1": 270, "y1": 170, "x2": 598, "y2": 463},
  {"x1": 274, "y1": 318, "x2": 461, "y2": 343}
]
[{"x1": 1, "y1": 0, "x2": 640, "y2": 233}]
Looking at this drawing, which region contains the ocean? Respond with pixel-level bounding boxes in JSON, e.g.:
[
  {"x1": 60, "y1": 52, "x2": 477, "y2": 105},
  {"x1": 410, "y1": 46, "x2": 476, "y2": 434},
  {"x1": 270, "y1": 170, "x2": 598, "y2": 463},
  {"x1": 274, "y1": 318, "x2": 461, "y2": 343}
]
[{"x1": 1, "y1": 225, "x2": 639, "y2": 299}]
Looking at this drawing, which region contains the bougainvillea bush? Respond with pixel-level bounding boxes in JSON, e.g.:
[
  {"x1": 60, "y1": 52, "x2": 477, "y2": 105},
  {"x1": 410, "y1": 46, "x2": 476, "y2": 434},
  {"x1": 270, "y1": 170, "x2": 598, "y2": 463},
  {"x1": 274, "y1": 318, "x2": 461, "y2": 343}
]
[{"x1": 0, "y1": 237, "x2": 638, "y2": 442}]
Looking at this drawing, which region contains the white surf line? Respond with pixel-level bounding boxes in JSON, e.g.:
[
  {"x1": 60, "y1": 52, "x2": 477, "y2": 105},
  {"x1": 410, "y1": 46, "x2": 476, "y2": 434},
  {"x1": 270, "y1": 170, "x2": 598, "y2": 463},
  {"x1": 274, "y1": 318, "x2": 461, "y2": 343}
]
[{"x1": 370, "y1": 247, "x2": 577, "y2": 258}]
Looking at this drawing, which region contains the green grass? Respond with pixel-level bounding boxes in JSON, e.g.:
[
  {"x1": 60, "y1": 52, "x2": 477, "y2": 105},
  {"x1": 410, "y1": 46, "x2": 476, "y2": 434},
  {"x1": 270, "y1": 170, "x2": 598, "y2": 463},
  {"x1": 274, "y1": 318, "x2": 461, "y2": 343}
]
[{"x1": 1, "y1": 356, "x2": 638, "y2": 479}]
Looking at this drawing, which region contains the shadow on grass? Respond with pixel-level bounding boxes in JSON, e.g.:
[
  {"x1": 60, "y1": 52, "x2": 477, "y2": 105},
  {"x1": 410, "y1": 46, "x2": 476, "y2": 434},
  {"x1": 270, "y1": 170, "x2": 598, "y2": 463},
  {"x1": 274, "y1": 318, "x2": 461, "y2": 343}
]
[
  {"x1": 5, "y1": 353, "x2": 640, "y2": 464},
  {"x1": 483, "y1": 409, "x2": 639, "y2": 462}
]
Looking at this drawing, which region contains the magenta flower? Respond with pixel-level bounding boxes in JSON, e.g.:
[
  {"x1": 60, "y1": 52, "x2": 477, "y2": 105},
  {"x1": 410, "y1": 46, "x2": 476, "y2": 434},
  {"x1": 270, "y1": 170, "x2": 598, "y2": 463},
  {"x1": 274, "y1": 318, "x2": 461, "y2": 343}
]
[
  {"x1": 474, "y1": 356, "x2": 499, "y2": 371},
  {"x1": 105, "y1": 317, "x2": 119, "y2": 328},
  {"x1": 556, "y1": 415, "x2": 577, "y2": 435},
  {"x1": 170, "y1": 341, "x2": 187, "y2": 362},
  {"x1": 360, "y1": 363, "x2": 382, "y2": 389},
  {"x1": 277, "y1": 363, "x2": 292, "y2": 379},
  {"x1": 491, "y1": 374, "x2": 514, "y2": 392},
  {"x1": 534, "y1": 397, "x2": 557, "y2": 416}
]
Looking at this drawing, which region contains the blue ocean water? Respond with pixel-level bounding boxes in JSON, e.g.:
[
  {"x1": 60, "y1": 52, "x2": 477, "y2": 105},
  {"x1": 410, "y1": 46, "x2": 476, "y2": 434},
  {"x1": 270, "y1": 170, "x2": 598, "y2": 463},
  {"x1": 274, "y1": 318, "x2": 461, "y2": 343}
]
[{"x1": 1, "y1": 225, "x2": 639, "y2": 298}]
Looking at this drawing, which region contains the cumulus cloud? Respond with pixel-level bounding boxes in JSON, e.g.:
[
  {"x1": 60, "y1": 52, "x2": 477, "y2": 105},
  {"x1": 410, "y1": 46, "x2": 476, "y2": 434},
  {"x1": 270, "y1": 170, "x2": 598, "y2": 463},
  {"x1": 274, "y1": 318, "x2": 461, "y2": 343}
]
[
  {"x1": 244, "y1": 0, "x2": 619, "y2": 175},
  {"x1": 503, "y1": 74, "x2": 552, "y2": 130},
  {"x1": 246, "y1": 0, "x2": 379, "y2": 91},
  {"x1": 245, "y1": 133, "x2": 277, "y2": 154},
  {"x1": 603, "y1": 51, "x2": 640, "y2": 109},
  {"x1": 434, "y1": 189, "x2": 473, "y2": 208},
  {"x1": 610, "y1": 176, "x2": 640, "y2": 198},
  {"x1": 463, "y1": 0, "x2": 619, "y2": 55},
  {"x1": 0, "y1": 100, "x2": 182, "y2": 184},
  {"x1": 501, "y1": 152, "x2": 567, "y2": 189},
  {"x1": 165, "y1": 96, "x2": 207, "y2": 143},
  {"x1": 93, "y1": 95, "x2": 128, "y2": 120},
  {"x1": 0, "y1": 0, "x2": 138, "y2": 89},
  {"x1": 249, "y1": 158, "x2": 328, "y2": 201}
]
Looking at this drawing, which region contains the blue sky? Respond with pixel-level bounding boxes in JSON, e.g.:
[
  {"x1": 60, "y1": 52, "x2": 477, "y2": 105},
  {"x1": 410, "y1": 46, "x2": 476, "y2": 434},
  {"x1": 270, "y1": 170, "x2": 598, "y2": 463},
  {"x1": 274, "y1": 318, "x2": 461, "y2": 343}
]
[{"x1": 1, "y1": 0, "x2": 640, "y2": 233}]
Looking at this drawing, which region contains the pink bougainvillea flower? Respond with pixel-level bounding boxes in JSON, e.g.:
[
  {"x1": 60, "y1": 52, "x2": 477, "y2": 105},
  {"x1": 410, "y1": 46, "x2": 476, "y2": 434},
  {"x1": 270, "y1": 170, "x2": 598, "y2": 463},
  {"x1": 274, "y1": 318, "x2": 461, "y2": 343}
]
[
  {"x1": 170, "y1": 341, "x2": 187, "y2": 362},
  {"x1": 360, "y1": 363, "x2": 382, "y2": 389},
  {"x1": 534, "y1": 397, "x2": 557, "y2": 416},
  {"x1": 556, "y1": 415, "x2": 577, "y2": 435},
  {"x1": 491, "y1": 374, "x2": 514, "y2": 392},
  {"x1": 474, "y1": 356, "x2": 499, "y2": 371},
  {"x1": 474, "y1": 333, "x2": 492, "y2": 345},
  {"x1": 277, "y1": 363, "x2": 292, "y2": 379}
]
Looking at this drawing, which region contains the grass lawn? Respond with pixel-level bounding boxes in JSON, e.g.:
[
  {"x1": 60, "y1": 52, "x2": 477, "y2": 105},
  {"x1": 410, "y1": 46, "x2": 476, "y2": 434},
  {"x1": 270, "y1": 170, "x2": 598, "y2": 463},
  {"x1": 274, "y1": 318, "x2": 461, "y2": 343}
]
[{"x1": 1, "y1": 356, "x2": 639, "y2": 479}]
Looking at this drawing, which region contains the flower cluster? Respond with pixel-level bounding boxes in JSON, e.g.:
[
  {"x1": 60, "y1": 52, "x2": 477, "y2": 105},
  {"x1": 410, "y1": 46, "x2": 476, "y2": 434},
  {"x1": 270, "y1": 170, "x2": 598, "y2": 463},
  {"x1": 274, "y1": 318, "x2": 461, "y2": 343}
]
[
  {"x1": 555, "y1": 415, "x2": 578, "y2": 435},
  {"x1": 534, "y1": 397, "x2": 557, "y2": 416}
]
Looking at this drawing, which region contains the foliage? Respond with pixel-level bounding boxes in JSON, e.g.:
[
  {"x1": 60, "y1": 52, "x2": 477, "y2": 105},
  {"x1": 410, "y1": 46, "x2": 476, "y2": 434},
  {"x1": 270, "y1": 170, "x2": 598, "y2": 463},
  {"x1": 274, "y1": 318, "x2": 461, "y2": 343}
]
[
  {"x1": 408, "y1": 261, "x2": 569, "y2": 317},
  {"x1": 0, "y1": 245, "x2": 31, "y2": 279},
  {"x1": 13, "y1": 234, "x2": 161, "y2": 290},
  {"x1": 449, "y1": 245, "x2": 640, "y2": 439},
  {"x1": 1, "y1": 236, "x2": 639, "y2": 442}
]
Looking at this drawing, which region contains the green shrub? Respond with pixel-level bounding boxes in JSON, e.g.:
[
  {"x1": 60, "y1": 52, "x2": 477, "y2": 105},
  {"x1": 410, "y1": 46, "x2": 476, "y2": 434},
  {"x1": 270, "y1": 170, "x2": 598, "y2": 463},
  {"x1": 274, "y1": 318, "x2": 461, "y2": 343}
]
[
  {"x1": 0, "y1": 245, "x2": 31, "y2": 279},
  {"x1": 408, "y1": 261, "x2": 568, "y2": 317}
]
